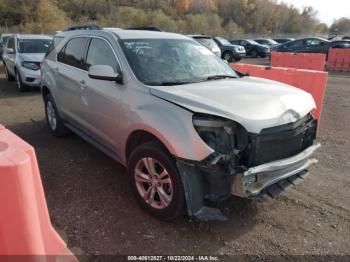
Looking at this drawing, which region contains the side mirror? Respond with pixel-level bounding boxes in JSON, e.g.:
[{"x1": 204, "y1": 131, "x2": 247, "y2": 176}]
[
  {"x1": 6, "y1": 48, "x2": 14, "y2": 54},
  {"x1": 88, "y1": 65, "x2": 123, "y2": 83}
]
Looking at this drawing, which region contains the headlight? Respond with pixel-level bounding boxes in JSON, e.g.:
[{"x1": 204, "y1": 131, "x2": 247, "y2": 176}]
[
  {"x1": 279, "y1": 110, "x2": 300, "y2": 125},
  {"x1": 234, "y1": 47, "x2": 240, "y2": 52},
  {"x1": 193, "y1": 114, "x2": 248, "y2": 156},
  {"x1": 21, "y1": 61, "x2": 40, "y2": 71}
]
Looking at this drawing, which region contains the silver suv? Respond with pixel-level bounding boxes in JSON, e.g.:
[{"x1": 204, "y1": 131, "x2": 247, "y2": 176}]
[
  {"x1": 3, "y1": 34, "x2": 52, "y2": 91},
  {"x1": 41, "y1": 29, "x2": 320, "y2": 221}
]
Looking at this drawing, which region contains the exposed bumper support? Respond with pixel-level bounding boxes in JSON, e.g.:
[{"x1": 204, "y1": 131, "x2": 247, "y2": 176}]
[
  {"x1": 176, "y1": 143, "x2": 320, "y2": 221},
  {"x1": 231, "y1": 143, "x2": 321, "y2": 197}
]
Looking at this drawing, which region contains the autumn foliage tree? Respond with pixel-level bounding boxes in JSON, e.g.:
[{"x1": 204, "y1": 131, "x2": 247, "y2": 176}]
[{"x1": 0, "y1": 0, "x2": 330, "y2": 36}]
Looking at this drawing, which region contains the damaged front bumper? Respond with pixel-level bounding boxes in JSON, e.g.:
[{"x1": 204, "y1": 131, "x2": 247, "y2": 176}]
[
  {"x1": 176, "y1": 143, "x2": 320, "y2": 221},
  {"x1": 232, "y1": 143, "x2": 321, "y2": 198}
]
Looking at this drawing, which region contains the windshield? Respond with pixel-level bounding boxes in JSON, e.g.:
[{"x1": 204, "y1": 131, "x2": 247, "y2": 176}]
[
  {"x1": 18, "y1": 39, "x2": 52, "y2": 53},
  {"x1": 120, "y1": 38, "x2": 238, "y2": 86},
  {"x1": 215, "y1": 37, "x2": 231, "y2": 45},
  {"x1": 195, "y1": 38, "x2": 218, "y2": 50},
  {"x1": 246, "y1": 40, "x2": 260, "y2": 45},
  {"x1": 268, "y1": 39, "x2": 278, "y2": 44}
]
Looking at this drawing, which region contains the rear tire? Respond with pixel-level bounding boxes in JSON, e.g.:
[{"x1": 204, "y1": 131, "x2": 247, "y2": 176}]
[
  {"x1": 251, "y1": 50, "x2": 258, "y2": 58},
  {"x1": 128, "y1": 141, "x2": 186, "y2": 221},
  {"x1": 44, "y1": 93, "x2": 70, "y2": 137}
]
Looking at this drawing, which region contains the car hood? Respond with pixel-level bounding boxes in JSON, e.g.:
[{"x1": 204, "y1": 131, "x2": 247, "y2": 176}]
[
  {"x1": 258, "y1": 44, "x2": 270, "y2": 49},
  {"x1": 18, "y1": 53, "x2": 45, "y2": 62},
  {"x1": 150, "y1": 77, "x2": 316, "y2": 133}
]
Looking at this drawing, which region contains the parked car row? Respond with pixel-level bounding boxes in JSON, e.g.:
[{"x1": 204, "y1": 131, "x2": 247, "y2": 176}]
[{"x1": 275, "y1": 37, "x2": 350, "y2": 54}]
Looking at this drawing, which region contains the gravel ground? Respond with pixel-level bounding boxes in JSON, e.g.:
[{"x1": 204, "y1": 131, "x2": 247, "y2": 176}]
[{"x1": 0, "y1": 58, "x2": 349, "y2": 260}]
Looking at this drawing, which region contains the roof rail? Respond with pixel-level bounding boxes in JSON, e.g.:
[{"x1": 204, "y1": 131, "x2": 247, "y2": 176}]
[
  {"x1": 63, "y1": 24, "x2": 102, "y2": 32},
  {"x1": 126, "y1": 27, "x2": 162, "y2": 32}
]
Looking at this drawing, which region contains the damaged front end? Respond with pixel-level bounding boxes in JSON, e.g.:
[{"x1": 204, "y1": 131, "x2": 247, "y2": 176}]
[{"x1": 177, "y1": 113, "x2": 320, "y2": 221}]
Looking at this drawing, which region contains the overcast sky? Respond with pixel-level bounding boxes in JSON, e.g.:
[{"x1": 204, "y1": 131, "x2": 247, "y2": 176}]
[{"x1": 280, "y1": 0, "x2": 350, "y2": 25}]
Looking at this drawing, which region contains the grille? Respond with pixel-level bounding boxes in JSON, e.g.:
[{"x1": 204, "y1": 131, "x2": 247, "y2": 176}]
[
  {"x1": 243, "y1": 114, "x2": 317, "y2": 167},
  {"x1": 33, "y1": 62, "x2": 41, "y2": 68}
]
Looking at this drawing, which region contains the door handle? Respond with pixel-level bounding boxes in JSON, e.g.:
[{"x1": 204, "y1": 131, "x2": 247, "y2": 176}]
[{"x1": 80, "y1": 80, "x2": 87, "y2": 89}]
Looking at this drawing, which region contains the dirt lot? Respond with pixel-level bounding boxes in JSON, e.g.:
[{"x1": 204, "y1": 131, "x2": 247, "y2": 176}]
[{"x1": 0, "y1": 58, "x2": 349, "y2": 260}]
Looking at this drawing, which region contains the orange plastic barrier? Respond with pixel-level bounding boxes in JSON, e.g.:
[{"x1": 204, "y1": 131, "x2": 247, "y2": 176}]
[
  {"x1": 231, "y1": 63, "x2": 328, "y2": 123},
  {"x1": 271, "y1": 51, "x2": 326, "y2": 71},
  {"x1": 327, "y1": 48, "x2": 350, "y2": 72},
  {"x1": 0, "y1": 125, "x2": 77, "y2": 261}
]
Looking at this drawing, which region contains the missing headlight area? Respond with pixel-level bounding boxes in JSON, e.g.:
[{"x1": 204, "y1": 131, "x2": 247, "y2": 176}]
[
  {"x1": 193, "y1": 113, "x2": 248, "y2": 166},
  {"x1": 177, "y1": 113, "x2": 319, "y2": 221}
]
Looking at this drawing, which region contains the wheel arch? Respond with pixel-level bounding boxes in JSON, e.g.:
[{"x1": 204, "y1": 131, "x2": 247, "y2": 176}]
[
  {"x1": 125, "y1": 129, "x2": 173, "y2": 164},
  {"x1": 41, "y1": 85, "x2": 51, "y2": 100}
]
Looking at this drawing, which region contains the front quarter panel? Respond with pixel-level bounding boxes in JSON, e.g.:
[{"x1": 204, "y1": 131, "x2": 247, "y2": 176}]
[
  {"x1": 41, "y1": 57, "x2": 60, "y2": 102},
  {"x1": 119, "y1": 88, "x2": 214, "y2": 165}
]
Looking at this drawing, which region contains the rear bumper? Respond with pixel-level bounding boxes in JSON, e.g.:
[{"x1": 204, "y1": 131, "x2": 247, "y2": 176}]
[{"x1": 231, "y1": 143, "x2": 321, "y2": 197}]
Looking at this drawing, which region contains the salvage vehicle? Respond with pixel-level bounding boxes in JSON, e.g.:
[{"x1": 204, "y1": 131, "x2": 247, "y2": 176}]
[
  {"x1": 213, "y1": 37, "x2": 246, "y2": 61},
  {"x1": 2, "y1": 34, "x2": 53, "y2": 91},
  {"x1": 230, "y1": 39, "x2": 270, "y2": 58},
  {"x1": 188, "y1": 35, "x2": 221, "y2": 57},
  {"x1": 41, "y1": 28, "x2": 320, "y2": 221}
]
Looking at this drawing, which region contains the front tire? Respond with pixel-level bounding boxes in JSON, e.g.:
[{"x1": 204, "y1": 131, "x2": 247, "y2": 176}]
[
  {"x1": 128, "y1": 141, "x2": 186, "y2": 220},
  {"x1": 222, "y1": 51, "x2": 233, "y2": 62},
  {"x1": 251, "y1": 50, "x2": 258, "y2": 58},
  {"x1": 44, "y1": 94, "x2": 70, "y2": 137},
  {"x1": 16, "y1": 71, "x2": 27, "y2": 92}
]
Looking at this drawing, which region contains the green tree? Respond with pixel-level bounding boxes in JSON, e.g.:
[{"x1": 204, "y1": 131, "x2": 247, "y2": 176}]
[{"x1": 330, "y1": 17, "x2": 350, "y2": 35}]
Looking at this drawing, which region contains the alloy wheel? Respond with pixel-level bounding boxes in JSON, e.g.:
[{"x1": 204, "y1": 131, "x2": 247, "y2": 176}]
[
  {"x1": 46, "y1": 101, "x2": 57, "y2": 131},
  {"x1": 223, "y1": 52, "x2": 231, "y2": 61},
  {"x1": 134, "y1": 157, "x2": 173, "y2": 209}
]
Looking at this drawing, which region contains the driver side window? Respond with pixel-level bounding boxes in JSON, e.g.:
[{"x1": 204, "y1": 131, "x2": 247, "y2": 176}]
[
  {"x1": 290, "y1": 40, "x2": 303, "y2": 48},
  {"x1": 86, "y1": 38, "x2": 120, "y2": 73}
]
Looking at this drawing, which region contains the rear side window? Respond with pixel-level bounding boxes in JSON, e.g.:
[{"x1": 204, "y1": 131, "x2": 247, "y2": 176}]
[
  {"x1": 57, "y1": 37, "x2": 88, "y2": 70},
  {"x1": 306, "y1": 39, "x2": 321, "y2": 46},
  {"x1": 86, "y1": 38, "x2": 120, "y2": 73},
  {"x1": 1, "y1": 36, "x2": 9, "y2": 45},
  {"x1": 7, "y1": 37, "x2": 15, "y2": 50}
]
